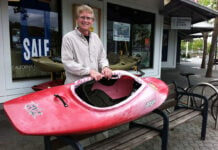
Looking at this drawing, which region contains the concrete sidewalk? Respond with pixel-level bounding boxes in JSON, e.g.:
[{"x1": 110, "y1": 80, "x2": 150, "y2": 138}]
[
  {"x1": 1, "y1": 57, "x2": 218, "y2": 150},
  {"x1": 161, "y1": 57, "x2": 218, "y2": 88}
]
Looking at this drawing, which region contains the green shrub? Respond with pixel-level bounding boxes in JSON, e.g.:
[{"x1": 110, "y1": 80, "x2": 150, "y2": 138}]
[
  {"x1": 187, "y1": 53, "x2": 191, "y2": 58},
  {"x1": 181, "y1": 53, "x2": 186, "y2": 58}
]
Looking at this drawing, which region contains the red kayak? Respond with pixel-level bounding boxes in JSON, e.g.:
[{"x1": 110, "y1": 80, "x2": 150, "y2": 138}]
[{"x1": 4, "y1": 70, "x2": 168, "y2": 136}]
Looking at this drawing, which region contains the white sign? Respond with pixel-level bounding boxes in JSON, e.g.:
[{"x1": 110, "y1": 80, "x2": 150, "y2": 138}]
[
  {"x1": 22, "y1": 38, "x2": 50, "y2": 62},
  {"x1": 171, "y1": 17, "x2": 191, "y2": 30},
  {"x1": 113, "y1": 22, "x2": 130, "y2": 41}
]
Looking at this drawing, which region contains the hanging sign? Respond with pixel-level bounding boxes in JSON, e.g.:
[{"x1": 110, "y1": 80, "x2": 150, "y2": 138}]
[{"x1": 171, "y1": 17, "x2": 191, "y2": 30}]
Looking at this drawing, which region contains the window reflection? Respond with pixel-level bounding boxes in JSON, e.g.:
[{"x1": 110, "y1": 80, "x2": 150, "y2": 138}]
[
  {"x1": 107, "y1": 3, "x2": 155, "y2": 70},
  {"x1": 8, "y1": 0, "x2": 61, "y2": 80}
]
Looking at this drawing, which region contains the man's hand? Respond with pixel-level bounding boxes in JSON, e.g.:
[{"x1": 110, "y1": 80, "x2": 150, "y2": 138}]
[
  {"x1": 90, "y1": 69, "x2": 103, "y2": 81},
  {"x1": 102, "y1": 67, "x2": 112, "y2": 79}
]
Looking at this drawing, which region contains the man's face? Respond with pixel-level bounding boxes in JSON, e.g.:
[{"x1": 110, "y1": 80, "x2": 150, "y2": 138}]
[{"x1": 77, "y1": 11, "x2": 94, "y2": 33}]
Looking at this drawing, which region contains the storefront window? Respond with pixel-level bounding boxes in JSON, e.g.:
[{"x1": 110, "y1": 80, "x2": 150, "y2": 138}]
[
  {"x1": 107, "y1": 3, "x2": 155, "y2": 69},
  {"x1": 8, "y1": 0, "x2": 61, "y2": 80}
]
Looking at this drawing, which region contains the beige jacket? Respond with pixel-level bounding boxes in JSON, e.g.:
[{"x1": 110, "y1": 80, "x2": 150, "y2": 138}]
[{"x1": 61, "y1": 29, "x2": 109, "y2": 84}]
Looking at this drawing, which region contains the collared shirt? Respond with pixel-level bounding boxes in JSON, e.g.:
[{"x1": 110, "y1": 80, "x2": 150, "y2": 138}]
[{"x1": 61, "y1": 28, "x2": 109, "y2": 84}]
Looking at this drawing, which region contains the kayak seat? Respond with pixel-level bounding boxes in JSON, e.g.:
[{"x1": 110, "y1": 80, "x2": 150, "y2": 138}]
[
  {"x1": 75, "y1": 78, "x2": 135, "y2": 107},
  {"x1": 85, "y1": 89, "x2": 126, "y2": 107}
]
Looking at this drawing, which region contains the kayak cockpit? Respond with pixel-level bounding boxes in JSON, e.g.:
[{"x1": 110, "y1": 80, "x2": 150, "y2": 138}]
[{"x1": 75, "y1": 75, "x2": 142, "y2": 108}]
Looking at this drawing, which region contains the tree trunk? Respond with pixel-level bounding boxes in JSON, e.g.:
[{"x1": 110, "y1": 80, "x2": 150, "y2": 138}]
[
  {"x1": 205, "y1": 0, "x2": 218, "y2": 77},
  {"x1": 201, "y1": 32, "x2": 208, "y2": 69},
  {"x1": 205, "y1": 16, "x2": 218, "y2": 77}
]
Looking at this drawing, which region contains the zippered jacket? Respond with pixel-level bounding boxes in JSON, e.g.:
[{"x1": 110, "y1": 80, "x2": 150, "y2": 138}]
[{"x1": 61, "y1": 28, "x2": 109, "y2": 84}]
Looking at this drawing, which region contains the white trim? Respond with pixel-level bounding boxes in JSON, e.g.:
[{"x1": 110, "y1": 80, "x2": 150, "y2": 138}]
[
  {"x1": 2, "y1": 0, "x2": 12, "y2": 89},
  {"x1": 102, "y1": 0, "x2": 107, "y2": 48},
  {"x1": 0, "y1": 0, "x2": 5, "y2": 95},
  {"x1": 152, "y1": 13, "x2": 164, "y2": 78}
]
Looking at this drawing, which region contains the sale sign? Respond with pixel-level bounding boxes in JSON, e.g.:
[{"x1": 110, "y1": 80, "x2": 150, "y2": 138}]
[{"x1": 22, "y1": 37, "x2": 50, "y2": 62}]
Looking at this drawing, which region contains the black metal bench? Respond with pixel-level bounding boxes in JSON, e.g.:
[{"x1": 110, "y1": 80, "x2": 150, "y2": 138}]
[{"x1": 44, "y1": 83, "x2": 208, "y2": 150}]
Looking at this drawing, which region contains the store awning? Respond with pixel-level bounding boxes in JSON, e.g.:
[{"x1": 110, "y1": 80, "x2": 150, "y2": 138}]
[
  {"x1": 179, "y1": 26, "x2": 214, "y2": 39},
  {"x1": 159, "y1": 0, "x2": 218, "y2": 25},
  {"x1": 182, "y1": 32, "x2": 212, "y2": 40},
  {"x1": 179, "y1": 21, "x2": 214, "y2": 39}
]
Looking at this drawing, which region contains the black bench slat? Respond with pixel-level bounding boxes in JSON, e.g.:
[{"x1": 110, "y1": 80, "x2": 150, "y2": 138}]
[
  {"x1": 85, "y1": 128, "x2": 159, "y2": 150},
  {"x1": 85, "y1": 127, "x2": 143, "y2": 150},
  {"x1": 169, "y1": 110, "x2": 201, "y2": 128},
  {"x1": 167, "y1": 109, "x2": 194, "y2": 121},
  {"x1": 114, "y1": 130, "x2": 159, "y2": 150},
  {"x1": 85, "y1": 108, "x2": 201, "y2": 150}
]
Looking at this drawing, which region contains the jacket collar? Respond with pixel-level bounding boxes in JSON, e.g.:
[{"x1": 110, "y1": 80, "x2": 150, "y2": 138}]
[{"x1": 75, "y1": 27, "x2": 92, "y2": 38}]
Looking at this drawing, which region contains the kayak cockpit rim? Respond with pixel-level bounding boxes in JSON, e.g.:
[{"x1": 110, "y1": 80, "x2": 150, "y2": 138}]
[{"x1": 70, "y1": 70, "x2": 147, "y2": 111}]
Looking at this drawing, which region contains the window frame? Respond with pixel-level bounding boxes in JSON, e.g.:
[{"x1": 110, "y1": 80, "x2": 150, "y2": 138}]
[
  {"x1": 4, "y1": 0, "x2": 62, "y2": 89},
  {"x1": 106, "y1": 2, "x2": 155, "y2": 69}
]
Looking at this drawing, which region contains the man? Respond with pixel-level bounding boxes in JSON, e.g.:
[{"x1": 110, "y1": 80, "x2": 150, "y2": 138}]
[{"x1": 61, "y1": 4, "x2": 112, "y2": 84}]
